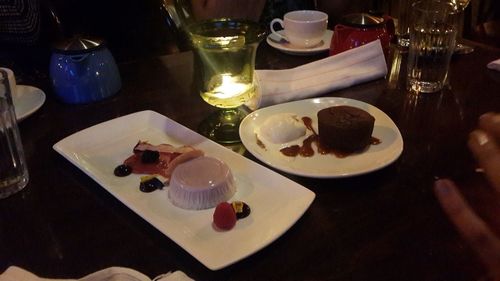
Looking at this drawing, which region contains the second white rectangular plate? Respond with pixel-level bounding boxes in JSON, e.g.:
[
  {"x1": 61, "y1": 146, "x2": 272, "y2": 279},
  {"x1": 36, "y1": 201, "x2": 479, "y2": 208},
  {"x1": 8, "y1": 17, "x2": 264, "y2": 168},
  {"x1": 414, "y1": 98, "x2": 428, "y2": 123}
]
[{"x1": 53, "y1": 110, "x2": 315, "y2": 270}]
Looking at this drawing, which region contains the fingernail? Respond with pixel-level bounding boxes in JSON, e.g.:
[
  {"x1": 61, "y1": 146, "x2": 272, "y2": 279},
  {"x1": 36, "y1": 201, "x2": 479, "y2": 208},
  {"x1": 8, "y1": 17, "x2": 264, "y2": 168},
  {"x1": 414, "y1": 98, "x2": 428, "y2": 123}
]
[
  {"x1": 472, "y1": 130, "x2": 490, "y2": 146},
  {"x1": 434, "y1": 179, "x2": 451, "y2": 195},
  {"x1": 479, "y1": 112, "x2": 492, "y2": 120},
  {"x1": 480, "y1": 112, "x2": 500, "y2": 124}
]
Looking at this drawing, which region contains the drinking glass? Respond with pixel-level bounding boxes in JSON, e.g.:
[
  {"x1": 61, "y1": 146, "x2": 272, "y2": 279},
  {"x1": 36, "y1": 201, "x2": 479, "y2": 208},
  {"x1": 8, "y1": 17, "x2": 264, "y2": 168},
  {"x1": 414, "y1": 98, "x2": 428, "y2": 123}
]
[
  {"x1": 395, "y1": 0, "x2": 415, "y2": 47},
  {"x1": 0, "y1": 69, "x2": 29, "y2": 199},
  {"x1": 407, "y1": 0, "x2": 459, "y2": 93},
  {"x1": 174, "y1": 0, "x2": 266, "y2": 143},
  {"x1": 451, "y1": 0, "x2": 474, "y2": 54},
  {"x1": 453, "y1": 0, "x2": 471, "y2": 12}
]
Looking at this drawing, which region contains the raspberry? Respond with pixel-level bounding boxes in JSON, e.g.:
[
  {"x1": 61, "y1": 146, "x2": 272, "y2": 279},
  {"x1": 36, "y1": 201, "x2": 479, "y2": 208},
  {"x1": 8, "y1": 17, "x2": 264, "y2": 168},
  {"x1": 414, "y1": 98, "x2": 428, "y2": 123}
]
[{"x1": 213, "y1": 202, "x2": 237, "y2": 230}]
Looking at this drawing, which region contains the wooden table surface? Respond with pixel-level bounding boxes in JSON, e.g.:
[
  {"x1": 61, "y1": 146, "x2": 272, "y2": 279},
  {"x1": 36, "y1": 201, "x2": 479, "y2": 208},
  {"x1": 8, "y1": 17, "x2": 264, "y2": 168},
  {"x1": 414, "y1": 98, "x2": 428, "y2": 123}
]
[{"x1": 1, "y1": 40, "x2": 500, "y2": 281}]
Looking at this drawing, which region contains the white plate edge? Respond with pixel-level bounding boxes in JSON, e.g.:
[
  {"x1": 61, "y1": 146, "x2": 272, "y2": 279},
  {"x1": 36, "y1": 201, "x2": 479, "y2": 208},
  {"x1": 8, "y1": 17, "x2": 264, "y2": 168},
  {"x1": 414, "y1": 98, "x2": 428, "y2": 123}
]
[
  {"x1": 14, "y1": 85, "x2": 46, "y2": 121},
  {"x1": 266, "y1": 30, "x2": 333, "y2": 55}
]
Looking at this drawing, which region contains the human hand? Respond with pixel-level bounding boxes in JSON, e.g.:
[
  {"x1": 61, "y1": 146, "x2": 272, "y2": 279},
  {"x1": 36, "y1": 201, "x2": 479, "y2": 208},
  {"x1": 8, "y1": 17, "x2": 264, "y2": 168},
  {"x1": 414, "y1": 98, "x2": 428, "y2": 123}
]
[{"x1": 434, "y1": 112, "x2": 500, "y2": 280}]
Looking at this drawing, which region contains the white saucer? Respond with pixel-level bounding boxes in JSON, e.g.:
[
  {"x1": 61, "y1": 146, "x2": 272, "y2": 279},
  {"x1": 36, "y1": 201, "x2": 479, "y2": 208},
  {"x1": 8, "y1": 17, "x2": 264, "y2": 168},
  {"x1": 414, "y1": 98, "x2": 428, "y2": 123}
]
[
  {"x1": 266, "y1": 30, "x2": 333, "y2": 56},
  {"x1": 13, "y1": 85, "x2": 46, "y2": 121}
]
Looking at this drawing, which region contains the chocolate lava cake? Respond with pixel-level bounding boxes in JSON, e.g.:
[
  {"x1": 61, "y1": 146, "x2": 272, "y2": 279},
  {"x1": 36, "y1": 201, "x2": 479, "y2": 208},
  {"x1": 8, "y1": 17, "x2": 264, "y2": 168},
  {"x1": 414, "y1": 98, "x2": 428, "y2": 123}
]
[{"x1": 317, "y1": 105, "x2": 375, "y2": 152}]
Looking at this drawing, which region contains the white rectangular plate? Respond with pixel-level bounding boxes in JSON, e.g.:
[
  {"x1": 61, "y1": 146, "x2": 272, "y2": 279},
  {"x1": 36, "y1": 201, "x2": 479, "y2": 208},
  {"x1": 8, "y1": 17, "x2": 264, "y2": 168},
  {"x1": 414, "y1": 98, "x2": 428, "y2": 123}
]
[{"x1": 53, "y1": 110, "x2": 315, "y2": 270}]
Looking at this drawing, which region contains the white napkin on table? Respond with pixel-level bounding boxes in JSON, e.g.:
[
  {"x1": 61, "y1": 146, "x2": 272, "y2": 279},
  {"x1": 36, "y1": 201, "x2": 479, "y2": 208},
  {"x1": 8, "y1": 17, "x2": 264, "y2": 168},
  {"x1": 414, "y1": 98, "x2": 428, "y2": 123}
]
[
  {"x1": 255, "y1": 39, "x2": 388, "y2": 107},
  {"x1": 0, "y1": 266, "x2": 194, "y2": 281},
  {"x1": 487, "y1": 58, "x2": 500, "y2": 71}
]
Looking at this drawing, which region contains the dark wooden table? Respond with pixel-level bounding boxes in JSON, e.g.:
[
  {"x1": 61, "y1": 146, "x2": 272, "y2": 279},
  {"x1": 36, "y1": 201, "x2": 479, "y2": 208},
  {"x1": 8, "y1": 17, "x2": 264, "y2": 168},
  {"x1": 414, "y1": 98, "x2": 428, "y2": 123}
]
[{"x1": 1, "y1": 40, "x2": 500, "y2": 281}]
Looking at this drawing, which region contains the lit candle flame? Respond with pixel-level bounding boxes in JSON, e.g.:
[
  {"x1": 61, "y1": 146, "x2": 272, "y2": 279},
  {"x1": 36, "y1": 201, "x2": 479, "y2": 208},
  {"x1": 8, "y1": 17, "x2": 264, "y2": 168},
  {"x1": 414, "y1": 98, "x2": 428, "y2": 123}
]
[{"x1": 211, "y1": 74, "x2": 251, "y2": 99}]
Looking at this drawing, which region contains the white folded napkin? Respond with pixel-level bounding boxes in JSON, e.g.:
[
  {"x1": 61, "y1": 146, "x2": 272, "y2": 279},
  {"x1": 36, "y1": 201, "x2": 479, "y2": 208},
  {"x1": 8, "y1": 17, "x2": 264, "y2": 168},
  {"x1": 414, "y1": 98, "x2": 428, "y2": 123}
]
[
  {"x1": 0, "y1": 266, "x2": 194, "y2": 281},
  {"x1": 487, "y1": 58, "x2": 500, "y2": 71},
  {"x1": 255, "y1": 39, "x2": 388, "y2": 107}
]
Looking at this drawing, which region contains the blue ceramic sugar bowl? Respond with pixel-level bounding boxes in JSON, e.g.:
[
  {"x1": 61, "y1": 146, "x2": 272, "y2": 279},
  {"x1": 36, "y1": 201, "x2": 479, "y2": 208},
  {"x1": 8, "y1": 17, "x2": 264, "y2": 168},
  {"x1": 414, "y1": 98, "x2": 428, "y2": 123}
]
[{"x1": 49, "y1": 36, "x2": 121, "y2": 104}]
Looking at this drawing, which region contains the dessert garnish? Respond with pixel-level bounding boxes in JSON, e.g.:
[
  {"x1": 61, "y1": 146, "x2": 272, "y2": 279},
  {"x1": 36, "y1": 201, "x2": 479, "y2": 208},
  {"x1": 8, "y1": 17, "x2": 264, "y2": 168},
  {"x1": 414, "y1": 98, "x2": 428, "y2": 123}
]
[
  {"x1": 114, "y1": 164, "x2": 132, "y2": 177},
  {"x1": 257, "y1": 113, "x2": 307, "y2": 144},
  {"x1": 114, "y1": 141, "x2": 205, "y2": 193},
  {"x1": 213, "y1": 201, "x2": 251, "y2": 231},
  {"x1": 232, "y1": 201, "x2": 251, "y2": 219},
  {"x1": 213, "y1": 202, "x2": 237, "y2": 230},
  {"x1": 140, "y1": 150, "x2": 160, "y2": 163},
  {"x1": 115, "y1": 141, "x2": 204, "y2": 181},
  {"x1": 139, "y1": 176, "x2": 165, "y2": 193}
]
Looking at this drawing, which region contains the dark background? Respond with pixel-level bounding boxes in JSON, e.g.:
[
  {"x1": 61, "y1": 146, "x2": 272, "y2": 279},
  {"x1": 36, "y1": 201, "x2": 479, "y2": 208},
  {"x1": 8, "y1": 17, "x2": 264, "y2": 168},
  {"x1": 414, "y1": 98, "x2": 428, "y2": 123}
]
[{"x1": 0, "y1": 0, "x2": 498, "y2": 83}]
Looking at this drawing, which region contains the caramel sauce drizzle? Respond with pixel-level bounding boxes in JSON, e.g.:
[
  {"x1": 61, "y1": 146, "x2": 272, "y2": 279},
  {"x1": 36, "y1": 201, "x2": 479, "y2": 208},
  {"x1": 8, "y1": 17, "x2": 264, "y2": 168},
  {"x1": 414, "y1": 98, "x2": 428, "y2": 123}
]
[
  {"x1": 255, "y1": 133, "x2": 266, "y2": 150},
  {"x1": 276, "y1": 116, "x2": 381, "y2": 158}
]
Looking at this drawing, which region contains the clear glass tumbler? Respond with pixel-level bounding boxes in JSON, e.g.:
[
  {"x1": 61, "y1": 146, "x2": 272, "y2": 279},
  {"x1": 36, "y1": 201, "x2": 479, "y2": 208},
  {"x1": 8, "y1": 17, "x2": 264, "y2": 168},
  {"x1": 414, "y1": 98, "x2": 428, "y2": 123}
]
[
  {"x1": 0, "y1": 69, "x2": 29, "y2": 199},
  {"x1": 395, "y1": 0, "x2": 415, "y2": 47},
  {"x1": 407, "y1": 0, "x2": 459, "y2": 93}
]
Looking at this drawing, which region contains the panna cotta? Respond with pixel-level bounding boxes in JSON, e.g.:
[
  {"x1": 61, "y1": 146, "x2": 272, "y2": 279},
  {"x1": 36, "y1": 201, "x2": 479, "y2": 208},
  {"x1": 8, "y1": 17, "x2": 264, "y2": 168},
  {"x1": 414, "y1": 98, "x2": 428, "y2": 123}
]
[
  {"x1": 258, "y1": 113, "x2": 307, "y2": 144},
  {"x1": 168, "y1": 156, "x2": 236, "y2": 210}
]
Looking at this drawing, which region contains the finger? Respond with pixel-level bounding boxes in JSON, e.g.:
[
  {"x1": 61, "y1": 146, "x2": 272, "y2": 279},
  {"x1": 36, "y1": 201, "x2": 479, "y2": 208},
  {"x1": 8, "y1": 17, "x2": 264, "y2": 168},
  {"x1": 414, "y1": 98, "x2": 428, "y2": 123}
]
[
  {"x1": 468, "y1": 130, "x2": 500, "y2": 193},
  {"x1": 479, "y1": 113, "x2": 500, "y2": 143},
  {"x1": 434, "y1": 179, "x2": 500, "y2": 277}
]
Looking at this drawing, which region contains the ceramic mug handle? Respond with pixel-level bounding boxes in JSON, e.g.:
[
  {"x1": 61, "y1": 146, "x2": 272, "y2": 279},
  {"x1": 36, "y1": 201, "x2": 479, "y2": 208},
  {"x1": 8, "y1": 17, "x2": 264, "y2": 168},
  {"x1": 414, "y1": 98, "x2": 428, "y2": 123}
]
[{"x1": 270, "y1": 18, "x2": 287, "y2": 42}]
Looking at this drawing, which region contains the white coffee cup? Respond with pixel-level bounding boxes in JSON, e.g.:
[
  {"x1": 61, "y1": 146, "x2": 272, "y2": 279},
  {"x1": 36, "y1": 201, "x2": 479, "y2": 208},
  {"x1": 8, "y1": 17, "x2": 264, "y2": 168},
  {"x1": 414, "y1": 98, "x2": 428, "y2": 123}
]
[{"x1": 270, "y1": 10, "x2": 328, "y2": 48}]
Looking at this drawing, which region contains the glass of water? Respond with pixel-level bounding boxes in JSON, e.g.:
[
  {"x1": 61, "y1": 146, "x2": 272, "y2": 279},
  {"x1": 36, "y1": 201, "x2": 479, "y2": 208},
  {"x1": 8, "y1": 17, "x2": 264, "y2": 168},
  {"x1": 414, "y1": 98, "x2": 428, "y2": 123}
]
[
  {"x1": 406, "y1": 0, "x2": 459, "y2": 94},
  {"x1": 0, "y1": 69, "x2": 29, "y2": 199}
]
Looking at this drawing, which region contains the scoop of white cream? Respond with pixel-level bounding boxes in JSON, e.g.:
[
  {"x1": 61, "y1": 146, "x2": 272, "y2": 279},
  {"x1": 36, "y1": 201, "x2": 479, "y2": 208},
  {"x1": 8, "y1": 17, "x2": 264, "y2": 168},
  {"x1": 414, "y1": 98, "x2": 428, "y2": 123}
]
[{"x1": 258, "y1": 113, "x2": 307, "y2": 144}]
